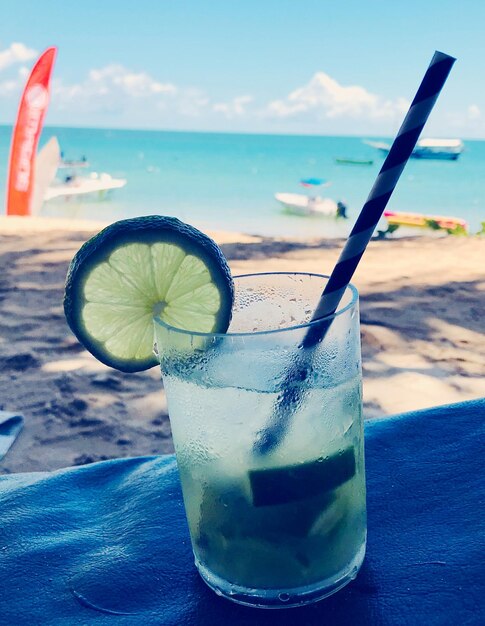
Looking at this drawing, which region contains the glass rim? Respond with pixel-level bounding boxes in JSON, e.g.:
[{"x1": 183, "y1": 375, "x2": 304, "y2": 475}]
[{"x1": 153, "y1": 271, "x2": 358, "y2": 339}]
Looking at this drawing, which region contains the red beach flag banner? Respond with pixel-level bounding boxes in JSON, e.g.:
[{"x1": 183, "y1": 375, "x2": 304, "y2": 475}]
[{"x1": 6, "y1": 47, "x2": 57, "y2": 216}]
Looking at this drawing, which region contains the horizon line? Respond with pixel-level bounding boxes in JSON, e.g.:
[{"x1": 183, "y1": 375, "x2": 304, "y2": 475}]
[{"x1": 0, "y1": 123, "x2": 480, "y2": 142}]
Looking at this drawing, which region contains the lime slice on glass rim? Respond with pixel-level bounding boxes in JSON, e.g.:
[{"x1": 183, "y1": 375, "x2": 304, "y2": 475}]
[{"x1": 64, "y1": 215, "x2": 234, "y2": 373}]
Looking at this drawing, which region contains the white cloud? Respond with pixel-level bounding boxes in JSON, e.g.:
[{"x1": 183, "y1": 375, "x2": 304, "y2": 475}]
[
  {"x1": 213, "y1": 95, "x2": 253, "y2": 118},
  {"x1": 86, "y1": 64, "x2": 177, "y2": 97},
  {"x1": 52, "y1": 64, "x2": 251, "y2": 122},
  {"x1": 265, "y1": 72, "x2": 409, "y2": 122},
  {"x1": 54, "y1": 64, "x2": 179, "y2": 106},
  {"x1": 0, "y1": 42, "x2": 37, "y2": 71},
  {"x1": 49, "y1": 64, "x2": 211, "y2": 123},
  {"x1": 467, "y1": 104, "x2": 481, "y2": 120},
  {"x1": 41, "y1": 65, "x2": 413, "y2": 132}
]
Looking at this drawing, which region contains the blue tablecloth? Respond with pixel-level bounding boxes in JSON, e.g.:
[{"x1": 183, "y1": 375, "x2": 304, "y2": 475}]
[{"x1": 0, "y1": 400, "x2": 484, "y2": 625}]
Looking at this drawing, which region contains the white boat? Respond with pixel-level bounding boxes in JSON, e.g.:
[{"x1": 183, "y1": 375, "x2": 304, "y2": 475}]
[
  {"x1": 275, "y1": 192, "x2": 339, "y2": 217},
  {"x1": 275, "y1": 177, "x2": 347, "y2": 218},
  {"x1": 35, "y1": 136, "x2": 127, "y2": 202},
  {"x1": 365, "y1": 138, "x2": 464, "y2": 160},
  {"x1": 45, "y1": 171, "x2": 127, "y2": 201}
]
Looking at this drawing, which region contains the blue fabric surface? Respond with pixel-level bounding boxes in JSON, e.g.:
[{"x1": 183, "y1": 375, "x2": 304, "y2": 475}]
[
  {"x1": 0, "y1": 411, "x2": 23, "y2": 461},
  {"x1": 0, "y1": 399, "x2": 484, "y2": 626}
]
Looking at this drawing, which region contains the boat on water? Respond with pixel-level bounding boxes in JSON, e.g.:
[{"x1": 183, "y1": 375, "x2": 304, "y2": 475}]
[
  {"x1": 45, "y1": 171, "x2": 127, "y2": 201},
  {"x1": 275, "y1": 178, "x2": 347, "y2": 218},
  {"x1": 335, "y1": 157, "x2": 374, "y2": 166},
  {"x1": 384, "y1": 210, "x2": 468, "y2": 234},
  {"x1": 366, "y1": 138, "x2": 464, "y2": 160},
  {"x1": 42, "y1": 142, "x2": 127, "y2": 202},
  {"x1": 275, "y1": 192, "x2": 340, "y2": 217}
]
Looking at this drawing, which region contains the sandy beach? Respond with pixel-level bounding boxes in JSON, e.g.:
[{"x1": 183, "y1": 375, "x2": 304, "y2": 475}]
[{"x1": 0, "y1": 216, "x2": 484, "y2": 474}]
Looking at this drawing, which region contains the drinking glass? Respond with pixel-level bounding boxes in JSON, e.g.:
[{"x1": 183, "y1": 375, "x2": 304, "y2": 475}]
[{"x1": 154, "y1": 272, "x2": 366, "y2": 608}]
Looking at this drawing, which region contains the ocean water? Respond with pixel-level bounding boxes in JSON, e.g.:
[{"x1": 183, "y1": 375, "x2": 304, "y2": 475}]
[{"x1": 1, "y1": 125, "x2": 484, "y2": 238}]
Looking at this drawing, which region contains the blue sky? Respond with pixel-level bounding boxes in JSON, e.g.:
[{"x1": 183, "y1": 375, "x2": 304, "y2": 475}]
[{"x1": 1, "y1": 0, "x2": 484, "y2": 137}]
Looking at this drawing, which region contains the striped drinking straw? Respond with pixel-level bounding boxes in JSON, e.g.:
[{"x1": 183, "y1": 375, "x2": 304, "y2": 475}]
[{"x1": 254, "y1": 50, "x2": 456, "y2": 455}]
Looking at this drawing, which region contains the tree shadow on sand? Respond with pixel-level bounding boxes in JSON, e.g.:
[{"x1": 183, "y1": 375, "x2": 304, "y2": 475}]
[
  {"x1": 360, "y1": 281, "x2": 483, "y2": 338},
  {"x1": 358, "y1": 280, "x2": 485, "y2": 417}
]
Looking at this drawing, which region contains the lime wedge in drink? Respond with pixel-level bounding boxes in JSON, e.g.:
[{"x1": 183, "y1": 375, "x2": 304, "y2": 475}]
[
  {"x1": 248, "y1": 447, "x2": 355, "y2": 506},
  {"x1": 64, "y1": 216, "x2": 234, "y2": 372}
]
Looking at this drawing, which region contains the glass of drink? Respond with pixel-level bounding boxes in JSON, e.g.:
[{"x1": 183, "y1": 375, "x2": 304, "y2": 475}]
[{"x1": 154, "y1": 272, "x2": 366, "y2": 608}]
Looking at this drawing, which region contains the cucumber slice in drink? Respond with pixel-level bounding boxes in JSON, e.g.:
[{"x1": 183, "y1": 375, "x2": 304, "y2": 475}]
[
  {"x1": 64, "y1": 216, "x2": 234, "y2": 372},
  {"x1": 249, "y1": 447, "x2": 356, "y2": 507}
]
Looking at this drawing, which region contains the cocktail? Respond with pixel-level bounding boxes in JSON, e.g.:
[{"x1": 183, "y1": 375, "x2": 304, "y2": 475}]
[
  {"x1": 154, "y1": 272, "x2": 366, "y2": 607},
  {"x1": 63, "y1": 218, "x2": 366, "y2": 608}
]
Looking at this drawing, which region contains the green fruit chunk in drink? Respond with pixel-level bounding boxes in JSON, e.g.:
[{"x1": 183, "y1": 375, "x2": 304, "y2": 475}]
[{"x1": 248, "y1": 446, "x2": 355, "y2": 507}]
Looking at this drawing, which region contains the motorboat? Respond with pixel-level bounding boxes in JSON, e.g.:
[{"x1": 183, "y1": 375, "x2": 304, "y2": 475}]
[
  {"x1": 275, "y1": 178, "x2": 346, "y2": 218},
  {"x1": 45, "y1": 171, "x2": 127, "y2": 201},
  {"x1": 275, "y1": 192, "x2": 339, "y2": 217},
  {"x1": 365, "y1": 138, "x2": 464, "y2": 160},
  {"x1": 31, "y1": 136, "x2": 127, "y2": 203},
  {"x1": 335, "y1": 157, "x2": 374, "y2": 166}
]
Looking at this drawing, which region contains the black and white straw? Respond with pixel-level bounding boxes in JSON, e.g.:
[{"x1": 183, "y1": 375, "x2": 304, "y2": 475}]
[{"x1": 306, "y1": 50, "x2": 456, "y2": 340}]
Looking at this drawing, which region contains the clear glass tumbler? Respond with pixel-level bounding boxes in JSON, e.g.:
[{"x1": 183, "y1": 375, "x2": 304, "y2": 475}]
[{"x1": 154, "y1": 272, "x2": 366, "y2": 608}]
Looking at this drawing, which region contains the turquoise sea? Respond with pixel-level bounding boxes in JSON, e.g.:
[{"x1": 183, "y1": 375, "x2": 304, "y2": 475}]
[{"x1": 1, "y1": 126, "x2": 484, "y2": 238}]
